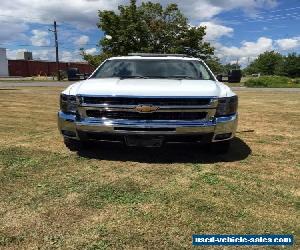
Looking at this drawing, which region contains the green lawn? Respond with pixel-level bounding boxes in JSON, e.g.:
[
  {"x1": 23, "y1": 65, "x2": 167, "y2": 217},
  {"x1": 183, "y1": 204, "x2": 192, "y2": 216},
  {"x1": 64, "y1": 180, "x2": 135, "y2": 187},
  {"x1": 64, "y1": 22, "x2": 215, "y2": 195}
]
[{"x1": 0, "y1": 87, "x2": 299, "y2": 249}]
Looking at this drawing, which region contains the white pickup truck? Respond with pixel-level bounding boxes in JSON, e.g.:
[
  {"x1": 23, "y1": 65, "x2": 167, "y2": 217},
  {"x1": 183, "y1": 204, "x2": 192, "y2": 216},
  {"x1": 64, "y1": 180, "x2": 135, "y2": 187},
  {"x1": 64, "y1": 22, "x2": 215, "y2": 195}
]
[{"x1": 58, "y1": 54, "x2": 238, "y2": 153}]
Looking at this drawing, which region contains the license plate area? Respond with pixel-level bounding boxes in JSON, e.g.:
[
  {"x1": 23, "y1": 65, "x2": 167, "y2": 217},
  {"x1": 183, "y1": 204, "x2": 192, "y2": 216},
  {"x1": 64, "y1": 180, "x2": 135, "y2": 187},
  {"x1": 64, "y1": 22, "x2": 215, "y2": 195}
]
[{"x1": 125, "y1": 135, "x2": 164, "y2": 147}]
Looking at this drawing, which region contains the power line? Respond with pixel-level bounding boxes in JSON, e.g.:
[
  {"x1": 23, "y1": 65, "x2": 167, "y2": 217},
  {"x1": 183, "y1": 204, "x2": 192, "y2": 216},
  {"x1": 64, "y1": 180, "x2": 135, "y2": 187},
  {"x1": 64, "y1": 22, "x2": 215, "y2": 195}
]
[
  {"x1": 0, "y1": 44, "x2": 55, "y2": 48},
  {"x1": 226, "y1": 6, "x2": 300, "y2": 19},
  {"x1": 0, "y1": 14, "x2": 52, "y2": 23},
  {"x1": 218, "y1": 11, "x2": 300, "y2": 24}
]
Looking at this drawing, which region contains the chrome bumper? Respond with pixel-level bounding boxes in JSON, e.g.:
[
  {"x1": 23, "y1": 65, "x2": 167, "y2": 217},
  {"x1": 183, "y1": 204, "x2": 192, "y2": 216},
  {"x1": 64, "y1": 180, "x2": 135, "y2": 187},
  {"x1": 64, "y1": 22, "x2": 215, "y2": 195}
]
[{"x1": 58, "y1": 111, "x2": 238, "y2": 143}]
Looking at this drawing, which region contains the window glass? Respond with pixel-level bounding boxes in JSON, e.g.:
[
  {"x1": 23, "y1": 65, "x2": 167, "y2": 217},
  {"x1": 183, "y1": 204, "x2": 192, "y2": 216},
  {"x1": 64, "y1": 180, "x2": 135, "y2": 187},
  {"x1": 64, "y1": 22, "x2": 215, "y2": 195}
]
[{"x1": 91, "y1": 59, "x2": 214, "y2": 80}]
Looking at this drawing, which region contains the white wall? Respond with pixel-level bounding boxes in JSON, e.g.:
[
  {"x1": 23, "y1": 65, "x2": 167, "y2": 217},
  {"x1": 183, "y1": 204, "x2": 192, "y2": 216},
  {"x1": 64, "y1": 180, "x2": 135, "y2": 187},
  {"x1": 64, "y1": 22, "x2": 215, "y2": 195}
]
[{"x1": 0, "y1": 48, "x2": 9, "y2": 77}]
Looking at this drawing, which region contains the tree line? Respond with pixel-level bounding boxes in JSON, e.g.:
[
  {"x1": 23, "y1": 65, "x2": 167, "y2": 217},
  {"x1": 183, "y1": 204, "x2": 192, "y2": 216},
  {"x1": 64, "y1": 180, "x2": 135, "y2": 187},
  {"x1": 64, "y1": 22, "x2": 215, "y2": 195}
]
[{"x1": 244, "y1": 51, "x2": 300, "y2": 78}]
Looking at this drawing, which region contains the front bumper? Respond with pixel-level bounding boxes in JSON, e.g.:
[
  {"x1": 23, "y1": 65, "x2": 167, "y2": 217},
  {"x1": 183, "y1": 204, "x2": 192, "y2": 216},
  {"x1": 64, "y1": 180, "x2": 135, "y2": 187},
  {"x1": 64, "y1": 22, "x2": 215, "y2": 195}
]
[{"x1": 58, "y1": 111, "x2": 238, "y2": 143}]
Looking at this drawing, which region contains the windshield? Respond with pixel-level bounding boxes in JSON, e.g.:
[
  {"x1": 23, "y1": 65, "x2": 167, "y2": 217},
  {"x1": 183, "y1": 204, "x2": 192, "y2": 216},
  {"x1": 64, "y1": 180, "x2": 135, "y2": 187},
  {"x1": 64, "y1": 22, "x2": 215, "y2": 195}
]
[{"x1": 90, "y1": 59, "x2": 214, "y2": 80}]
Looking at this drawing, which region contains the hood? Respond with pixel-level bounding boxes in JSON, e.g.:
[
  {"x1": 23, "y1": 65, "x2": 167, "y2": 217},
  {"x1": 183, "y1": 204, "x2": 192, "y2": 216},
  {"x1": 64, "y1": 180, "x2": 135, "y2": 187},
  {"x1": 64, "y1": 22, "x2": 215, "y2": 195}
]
[{"x1": 63, "y1": 78, "x2": 234, "y2": 97}]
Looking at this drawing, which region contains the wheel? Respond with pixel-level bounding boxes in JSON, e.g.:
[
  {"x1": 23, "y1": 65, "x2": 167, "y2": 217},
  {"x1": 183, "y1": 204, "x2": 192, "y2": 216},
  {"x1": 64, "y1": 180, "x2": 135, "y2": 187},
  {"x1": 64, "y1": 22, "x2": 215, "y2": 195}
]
[
  {"x1": 63, "y1": 138, "x2": 87, "y2": 151},
  {"x1": 210, "y1": 140, "x2": 231, "y2": 154}
]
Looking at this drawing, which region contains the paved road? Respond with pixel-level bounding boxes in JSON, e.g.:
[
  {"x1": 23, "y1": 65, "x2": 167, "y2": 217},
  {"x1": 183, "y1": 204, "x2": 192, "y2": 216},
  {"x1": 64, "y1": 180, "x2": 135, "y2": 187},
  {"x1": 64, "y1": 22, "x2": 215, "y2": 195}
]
[
  {"x1": 1, "y1": 81, "x2": 300, "y2": 92},
  {"x1": 232, "y1": 87, "x2": 300, "y2": 92},
  {"x1": 0, "y1": 81, "x2": 70, "y2": 88}
]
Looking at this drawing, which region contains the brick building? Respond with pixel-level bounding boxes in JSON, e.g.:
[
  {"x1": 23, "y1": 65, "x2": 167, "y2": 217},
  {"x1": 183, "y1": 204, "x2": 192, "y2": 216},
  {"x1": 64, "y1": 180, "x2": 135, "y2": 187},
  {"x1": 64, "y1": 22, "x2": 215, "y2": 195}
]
[
  {"x1": 8, "y1": 59, "x2": 94, "y2": 77},
  {"x1": 0, "y1": 48, "x2": 94, "y2": 77}
]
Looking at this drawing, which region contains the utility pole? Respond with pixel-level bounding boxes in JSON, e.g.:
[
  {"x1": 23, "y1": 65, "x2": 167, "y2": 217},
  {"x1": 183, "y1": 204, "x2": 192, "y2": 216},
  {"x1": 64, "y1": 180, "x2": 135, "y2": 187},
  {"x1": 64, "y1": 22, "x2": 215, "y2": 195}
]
[{"x1": 49, "y1": 21, "x2": 60, "y2": 81}]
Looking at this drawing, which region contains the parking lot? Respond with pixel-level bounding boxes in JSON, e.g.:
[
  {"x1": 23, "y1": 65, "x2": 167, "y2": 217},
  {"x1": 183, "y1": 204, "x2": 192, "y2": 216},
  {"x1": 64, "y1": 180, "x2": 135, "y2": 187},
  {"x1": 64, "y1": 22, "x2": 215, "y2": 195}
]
[{"x1": 0, "y1": 86, "x2": 299, "y2": 249}]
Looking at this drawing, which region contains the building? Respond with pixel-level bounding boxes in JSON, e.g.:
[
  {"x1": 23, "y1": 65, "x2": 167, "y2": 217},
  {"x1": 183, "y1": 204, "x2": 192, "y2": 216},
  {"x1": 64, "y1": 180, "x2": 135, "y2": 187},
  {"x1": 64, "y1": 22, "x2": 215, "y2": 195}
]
[
  {"x1": 0, "y1": 48, "x2": 94, "y2": 77},
  {"x1": 0, "y1": 48, "x2": 9, "y2": 77},
  {"x1": 16, "y1": 51, "x2": 33, "y2": 60},
  {"x1": 8, "y1": 60, "x2": 94, "y2": 77}
]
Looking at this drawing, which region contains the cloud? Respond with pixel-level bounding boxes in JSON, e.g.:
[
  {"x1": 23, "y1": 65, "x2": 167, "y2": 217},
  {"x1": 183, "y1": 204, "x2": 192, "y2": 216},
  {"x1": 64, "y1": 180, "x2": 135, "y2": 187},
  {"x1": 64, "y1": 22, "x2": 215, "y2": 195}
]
[
  {"x1": 275, "y1": 37, "x2": 300, "y2": 50},
  {"x1": 200, "y1": 22, "x2": 234, "y2": 41},
  {"x1": 0, "y1": 0, "x2": 278, "y2": 31},
  {"x1": 152, "y1": 0, "x2": 278, "y2": 20},
  {"x1": 6, "y1": 49, "x2": 27, "y2": 59},
  {"x1": 32, "y1": 49, "x2": 53, "y2": 60},
  {"x1": 30, "y1": 30, "x2": 50, "y2": 46},
  {"x1": 0, "y1": 0, "x2": 279, "y2": 56},
  {"x1": 85, "y1": 47, "x2": 98, "y2": 55},
  {"x1": 6, "y1": 47, "x2": 84, "y2": 62},
  {"x1": 215, "y1": 37, "x2": 273, "y2": 66},
  {"x1": 74, "y1": 35, "x2": 90, "y2": 46},
  {"x1": 217, "y1": 36, "x2": 300, "y2": 66},
  {"x1": 0, "y1": 0, "x2": 120, "y2": 30},
  {"x1": 60, "y1": 50, "x2": 83, "y2": 62},
  {"x1": 216, "y1": 37, "x2": 273, "y2": 57},
  {"x1": 61, "y1": 51, "x2": 73, "y2": 61},
  {"x1": 7, "y1": 48, "x2": 53, "y2": 60},
  {"x1": 0, "y1": 0, "x2": 281, "y2": 65},
  {"x1": 0, "y1": 20, "x2": 29, "y2": 44}
]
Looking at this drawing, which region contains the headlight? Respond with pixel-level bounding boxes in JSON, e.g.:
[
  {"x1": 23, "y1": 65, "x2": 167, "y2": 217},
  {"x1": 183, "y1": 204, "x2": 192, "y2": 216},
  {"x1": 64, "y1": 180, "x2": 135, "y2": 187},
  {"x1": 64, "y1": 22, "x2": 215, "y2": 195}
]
[
  {"x1": 60, "y1": 94, "x2": 77, "y2": 114},
  {"x1": 215, "y1": 95, "x2": 238, "y2": 117}
]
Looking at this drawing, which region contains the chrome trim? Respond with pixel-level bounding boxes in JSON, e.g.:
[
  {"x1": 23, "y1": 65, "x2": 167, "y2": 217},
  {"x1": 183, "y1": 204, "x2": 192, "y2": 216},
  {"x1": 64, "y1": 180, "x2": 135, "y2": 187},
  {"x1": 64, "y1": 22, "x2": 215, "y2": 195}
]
[
  {"x1": 58, "y1": 110, "x2": 238, "y2": 143},
  {"x1": 80, "y1": 104, "x2": 218, "y2": 109},
  {"x1": 213, "y1": 114, "x2": 238, "y2": 142},
  {"x1": 78, "y1": 107, "x2": 216, "y2": 121},
  {"x1": 77, "y1": 95, "x2": 219, "y2": 122},
  {"x1": 77, "y1": 94, "x2": 219, "y2": 98},
  {"x1": 78, "y1": 95, "x2": 218, "y2": 106},
  {"x1": 75, "y1": 119, "x2": 217, "y2": 135},
  {"x1": 57, "y1": 112, "x2": 79, "y2": 140},
  {"x1": 79, "y1": 107, "x2": 215, "y2": 112}
]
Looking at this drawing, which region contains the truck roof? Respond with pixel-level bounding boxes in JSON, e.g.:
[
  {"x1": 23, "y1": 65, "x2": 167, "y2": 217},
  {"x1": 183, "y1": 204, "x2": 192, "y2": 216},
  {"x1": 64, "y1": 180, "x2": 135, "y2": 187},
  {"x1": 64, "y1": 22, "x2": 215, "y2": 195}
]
[{"x1": 109, "y1": 53, "x2": 203, "y2": 61}]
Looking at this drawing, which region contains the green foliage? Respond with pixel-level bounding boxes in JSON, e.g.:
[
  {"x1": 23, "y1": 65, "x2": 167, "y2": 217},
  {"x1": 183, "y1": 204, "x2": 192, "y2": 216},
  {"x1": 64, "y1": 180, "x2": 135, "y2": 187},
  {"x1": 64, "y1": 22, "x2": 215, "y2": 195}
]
[
  {"x1": 80, "y1": 49, "x2": 110, "y2": 68},
  {"x1": 280, "y1": 53, "x2": 300, "y2": 78},
  {"x1": 244, "y1": 51, "x2": 300, "y2": 78},
  {"x1": 244, "y1": 76, "x2": 300, "y2": 88},
  {"x1": 205, "y1": 57, "x2": 224, "y2": 75},
  {"x1": 244, "y1": 51, "x2": 283, "y2": 75},
  {"x1": 205, "y1": 59, "x2": 241, "y2": 75},
  {"x1": 223, "y1": 63, "x2": 240, "y2": 73},
  {"x1": 82, "y1": 0, "x2": 214, "y2": 66}
]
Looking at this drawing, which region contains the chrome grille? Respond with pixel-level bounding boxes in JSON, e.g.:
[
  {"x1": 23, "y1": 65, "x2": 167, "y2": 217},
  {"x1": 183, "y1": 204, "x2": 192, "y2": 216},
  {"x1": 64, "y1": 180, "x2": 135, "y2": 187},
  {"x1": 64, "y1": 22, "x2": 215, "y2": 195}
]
[
  {"x1": 86, "y1": 110, "x2": 207, "y2": 120},
  {"x1": 82, "y1": 96, "x2": 212, "y2": 106}
]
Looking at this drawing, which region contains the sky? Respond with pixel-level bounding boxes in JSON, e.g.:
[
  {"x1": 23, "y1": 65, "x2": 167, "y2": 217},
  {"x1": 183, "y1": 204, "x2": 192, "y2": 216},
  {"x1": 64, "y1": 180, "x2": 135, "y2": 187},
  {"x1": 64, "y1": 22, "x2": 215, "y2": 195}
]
[{"x1": 0, "y1": 0, "x2": 299, "y2": 67}]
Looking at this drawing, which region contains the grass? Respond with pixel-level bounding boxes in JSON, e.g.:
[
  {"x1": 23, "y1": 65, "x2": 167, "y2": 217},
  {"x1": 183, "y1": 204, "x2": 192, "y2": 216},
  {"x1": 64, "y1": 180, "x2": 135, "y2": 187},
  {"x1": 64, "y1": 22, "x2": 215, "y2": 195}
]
[
  {"x1": 244, "y1": 75, "x2": 300, "y2": 88},
  {"x1": 0, "y1": 86, "x2": 299, "y2": 249}
]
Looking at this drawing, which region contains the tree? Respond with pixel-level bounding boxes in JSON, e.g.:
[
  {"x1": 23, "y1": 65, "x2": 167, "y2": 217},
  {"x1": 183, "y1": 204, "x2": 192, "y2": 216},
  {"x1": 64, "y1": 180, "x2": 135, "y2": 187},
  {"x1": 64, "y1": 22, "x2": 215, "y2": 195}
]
[
  {"x1": 82, "y1": 0, "x2": 214, "y2": 66},
  {"x1": 205, "y1": 57, "x2": 224, "y2": 75},
  {"x1": 80, "y1": 49, "x2": 110, "y2": 68},
  {"x1": 244, "y1": 51, "x2": 283, "y2": 75},
  {"x1": 223, "y1": 63, "x2": 240, "y2": 73},
  {"x1": 280, "y1": 53, "x2": 300, "y2": 78}
]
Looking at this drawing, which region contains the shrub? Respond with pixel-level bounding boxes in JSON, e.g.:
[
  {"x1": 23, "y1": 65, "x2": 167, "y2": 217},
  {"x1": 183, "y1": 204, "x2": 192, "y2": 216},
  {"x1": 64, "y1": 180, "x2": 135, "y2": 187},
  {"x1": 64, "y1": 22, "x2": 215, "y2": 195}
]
[{"x1": 244, "y1": 76, "x2": 300, "y2": 88}]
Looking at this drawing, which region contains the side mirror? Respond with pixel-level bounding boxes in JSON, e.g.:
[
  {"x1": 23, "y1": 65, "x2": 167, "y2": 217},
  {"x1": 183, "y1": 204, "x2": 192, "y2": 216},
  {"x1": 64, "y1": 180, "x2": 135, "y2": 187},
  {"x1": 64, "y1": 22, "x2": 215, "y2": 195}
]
[
  {"x1": 84, "y1": 73, "x2": 90, "y2": 80},
  {"x1": 216, "y1": 74, "x2": 223, "y2": 82}
]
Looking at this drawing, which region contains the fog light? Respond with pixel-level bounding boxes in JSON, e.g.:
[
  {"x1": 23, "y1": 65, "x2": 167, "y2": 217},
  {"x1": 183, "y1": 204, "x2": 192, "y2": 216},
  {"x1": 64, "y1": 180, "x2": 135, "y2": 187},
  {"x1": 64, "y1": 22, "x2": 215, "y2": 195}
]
[
  {"x1": 62, "y1": 130, "x2": 76, "y2": 137},
  {"x1": 214, "y1": 133, "x2": 232, "y2": 140}
]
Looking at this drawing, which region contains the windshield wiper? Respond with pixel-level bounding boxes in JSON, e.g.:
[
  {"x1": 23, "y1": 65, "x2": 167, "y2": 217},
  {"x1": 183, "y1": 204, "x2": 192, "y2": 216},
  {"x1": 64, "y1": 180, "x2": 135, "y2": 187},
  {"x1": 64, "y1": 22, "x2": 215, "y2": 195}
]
[
  {"x1": 119, "y1": 75, "x2": 149, "y2": 79},
  {"x1": 170, "y1": 75, "x2": 197, "y2": 80},
  {"x1": 119, "y1": 75, "x2": 198, "y2": 80}
]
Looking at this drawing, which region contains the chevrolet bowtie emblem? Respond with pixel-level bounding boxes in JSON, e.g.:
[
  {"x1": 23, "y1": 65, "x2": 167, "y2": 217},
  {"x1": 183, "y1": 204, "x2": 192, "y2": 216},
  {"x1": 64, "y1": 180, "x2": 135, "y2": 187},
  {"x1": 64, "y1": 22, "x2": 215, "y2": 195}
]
[{"x1": 134, "y1": 105, "x2": 159, "y2": 113}]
